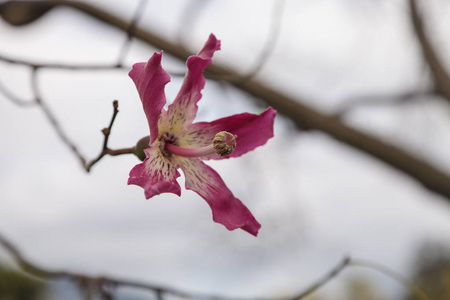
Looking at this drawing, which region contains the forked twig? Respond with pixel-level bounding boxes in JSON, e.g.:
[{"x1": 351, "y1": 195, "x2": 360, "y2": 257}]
[{"x1": 84, "y1": 100, "x2": 134, "y2": 172}]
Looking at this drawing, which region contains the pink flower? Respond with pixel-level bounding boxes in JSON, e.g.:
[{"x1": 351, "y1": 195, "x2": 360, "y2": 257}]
[{"x1": 128, "y1": 34, "x2": 276, "y2": 236}]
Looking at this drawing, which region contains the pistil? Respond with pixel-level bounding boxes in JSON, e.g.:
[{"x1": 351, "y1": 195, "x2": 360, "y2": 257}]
[{"x1": 165, "y1": 131, "x2": 236, "y2": 158}]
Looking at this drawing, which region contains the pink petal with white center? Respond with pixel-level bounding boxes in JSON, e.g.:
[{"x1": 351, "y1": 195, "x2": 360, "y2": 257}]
[
  {"x1": 167, "y1": 34, "x2": 221, "y2": 132},
  {"x1": 183, "y1": 107, "x2": 276, "y2": 160},
  {"x1": 128, "y1": 145, "x2": 181, "y2": 199},
  {"x1": 129, "y1": 51, "x2": 171, "y2": 144},
  {"x1": 176, "y1": 157, "x2": 261, "y2": 236}
]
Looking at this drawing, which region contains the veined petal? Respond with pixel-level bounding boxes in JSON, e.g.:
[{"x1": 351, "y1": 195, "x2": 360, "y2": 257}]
[
  {"x1": 175, "y1": 157, "x2": 261, "y2": 236},
  {"x1": 167, "y1": 34, "x2": 221, "y2": 133},
  {"x1": 128, "y1": 145, "x2": 181, "y2": 199},
  {"x1": 182, "y1": 107, "x2": 276, "y2": 160},
  {"x1": 129, "y1": 51, "x2": 170, "y2": 144}
]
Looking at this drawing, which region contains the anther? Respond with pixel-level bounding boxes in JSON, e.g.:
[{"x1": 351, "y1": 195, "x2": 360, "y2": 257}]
[{"x1": 213, "y1": 131, "x2": 236, "y2": 156}]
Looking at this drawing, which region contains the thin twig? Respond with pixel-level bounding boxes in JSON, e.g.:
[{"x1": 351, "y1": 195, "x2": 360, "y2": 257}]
[
  {"x1": 31, "y1": 67, "x2": 87, "y2": 166},
  {"x1": 334, "y1": 89, "x2": 434, "y2": 116},
  {"x1": 116, "y1": 0, "x2": 148, "y2": 66},
  {"x1": 84, "y1": 100, "x2": 135, "y2": 172},
  {"x1": 0, "y1": 54, "x2": 130, "y2": 71},
  {"x1": 244, "y1": 0, "x2": 286, "y2": 79},
  {"x1": 32, "y1": 72, "x2": 133, "y2": 171},
  {"x1": 102, "y1": 100, "x2": 119, "y2": 150},
  {"x1": 1, "y1": 60, "x2": 135, "y2": 170},
  {"x1": 0, "y1": 76, "x2": 36, "y2": 106},
  {"x1": 288, "y1": 257, "x2": 351, "y2": 300},
  {"x1": 409, "y1": 0, "x2": 450, "y2": 103}
]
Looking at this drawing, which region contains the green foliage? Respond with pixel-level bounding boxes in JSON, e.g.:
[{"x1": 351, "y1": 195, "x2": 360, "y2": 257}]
[{"x1": 0, "y1": 263, "x2": 45, "y2": 300}]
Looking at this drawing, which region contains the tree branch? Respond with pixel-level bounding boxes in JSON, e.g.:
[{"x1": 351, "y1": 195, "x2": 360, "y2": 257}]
[
  {"x1": 2, "y1": 0, "x2": 450, "y2": 202},
  {"x1": 0, "y1": 231, "x2": 429, "y2": 300},
  {"x1": 0, "y1": 230, "x2": 347, "y2": 299},
  {"x1": 409, "y1": 0, "x2": 450, "y2": 102},
  {"x1": 334, "y1": 89, "x2": 434, "y2": 116},
  {"x1": 31, "y1": 67, "x2": 88, "y2": 167},
  {"x1": 84, "y1": 100, "x2": 134, "y2": 172},
  {"x1": 244, "y1": 0, "x2": 286, "y2": 79},
  {"x1": 116, "y1": 0, "x2": 148, "y2": 67}
]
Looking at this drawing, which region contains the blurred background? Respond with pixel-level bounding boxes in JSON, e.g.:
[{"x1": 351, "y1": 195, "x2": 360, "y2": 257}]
[{"x1": 1, "y1": 0, "x2": 450, "y2": 299}]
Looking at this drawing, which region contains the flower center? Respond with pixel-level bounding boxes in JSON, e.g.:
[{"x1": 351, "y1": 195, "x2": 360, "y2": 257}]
[
  {"x1": 159, "y1": 132, "x2": 179, "y2": 157},
  {"x1": 164, "y1": 131, "x2": 237, "y2": 158}
]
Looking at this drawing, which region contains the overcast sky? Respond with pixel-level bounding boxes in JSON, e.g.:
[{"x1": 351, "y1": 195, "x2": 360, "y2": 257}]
[{"x1": 2, "y1": 0, "x2": 450, "y2": 299}]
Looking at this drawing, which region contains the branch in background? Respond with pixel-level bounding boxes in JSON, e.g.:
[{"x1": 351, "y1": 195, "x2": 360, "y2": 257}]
[
  {"x1": 409, "y1": 0, "x2": 450, "y2": 102},
  {"x1": 334, "y1": 89, "x2": 434, "y2": 116},
  {"x1": 116, "y1": 0, "x2": 148, "y2": 67},
  {"x1": 0, "y1": 231, "x2": 429, "y2": 300},
  {"x1": 0, "y1": 0, "x2": 147, "y2": 172},
  {"x1": 31, "y1": 68, "x2": 133, "y2": 171},
  {"x1": 31, "y1": 67, "x2": 87, "y2": 167},
  {"x1": 0, "y1": 74, "x2": 36, "y2": 107},
  {"x1": 2, "y1": 1, "x2": 450, "y2": 202},
  {"x1": 244, "y1": 0, "x2": 286, "y2": 80},
  {"x1": 288, "y1": 257, "x2": 350, "y2": 300},
  {"x1": 67, "y1": 1, "x2": 450, "y2": 201},
  {"x1": 0, "y1": 62, "x2": 135, "y2": 171},
  {"x1": 0, "y1": 54, "x2": 130, "y2": 70},
  {"x1": 177, "y1": 0, "x2": 211, "y2": 45}
]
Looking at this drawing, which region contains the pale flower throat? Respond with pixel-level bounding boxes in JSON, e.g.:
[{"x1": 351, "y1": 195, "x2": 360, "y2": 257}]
[{"x1": 165, "y1": 131, "x2": 237, "y2": 158}]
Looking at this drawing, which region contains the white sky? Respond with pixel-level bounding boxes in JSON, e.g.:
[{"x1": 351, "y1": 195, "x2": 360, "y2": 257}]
[{"x1": 2, "y1": 0, "x2": 450, "y2": 299}]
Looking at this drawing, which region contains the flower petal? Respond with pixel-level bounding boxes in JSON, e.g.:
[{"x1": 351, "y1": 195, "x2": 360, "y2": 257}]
[
  {"x1": 167, "y1": 34, "x2": 221, "y2": 132},
  {"x1": 128, "y1": 145, "x2": 181, "y2": 199},
  {"x1": 129, "y1": 51, "x2": 170, "y2": 144},
  {"x1": 175, "y1": 157, "x2": 261, "y2": 236},
  {"x1": 182, "y1": 107, "x2": 276, "y2": 160}
]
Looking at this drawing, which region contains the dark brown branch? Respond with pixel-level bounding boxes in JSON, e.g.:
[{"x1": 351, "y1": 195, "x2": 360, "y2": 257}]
[
  {"x1": 34, "y1": 0, "x2": 450, "y2": 201},
  {"x1": 409, "y1": 0, "x2": 450, "y2": 102},
  {"x1": 3, "y1": 0, "x2": 450, "y2": 202}
]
